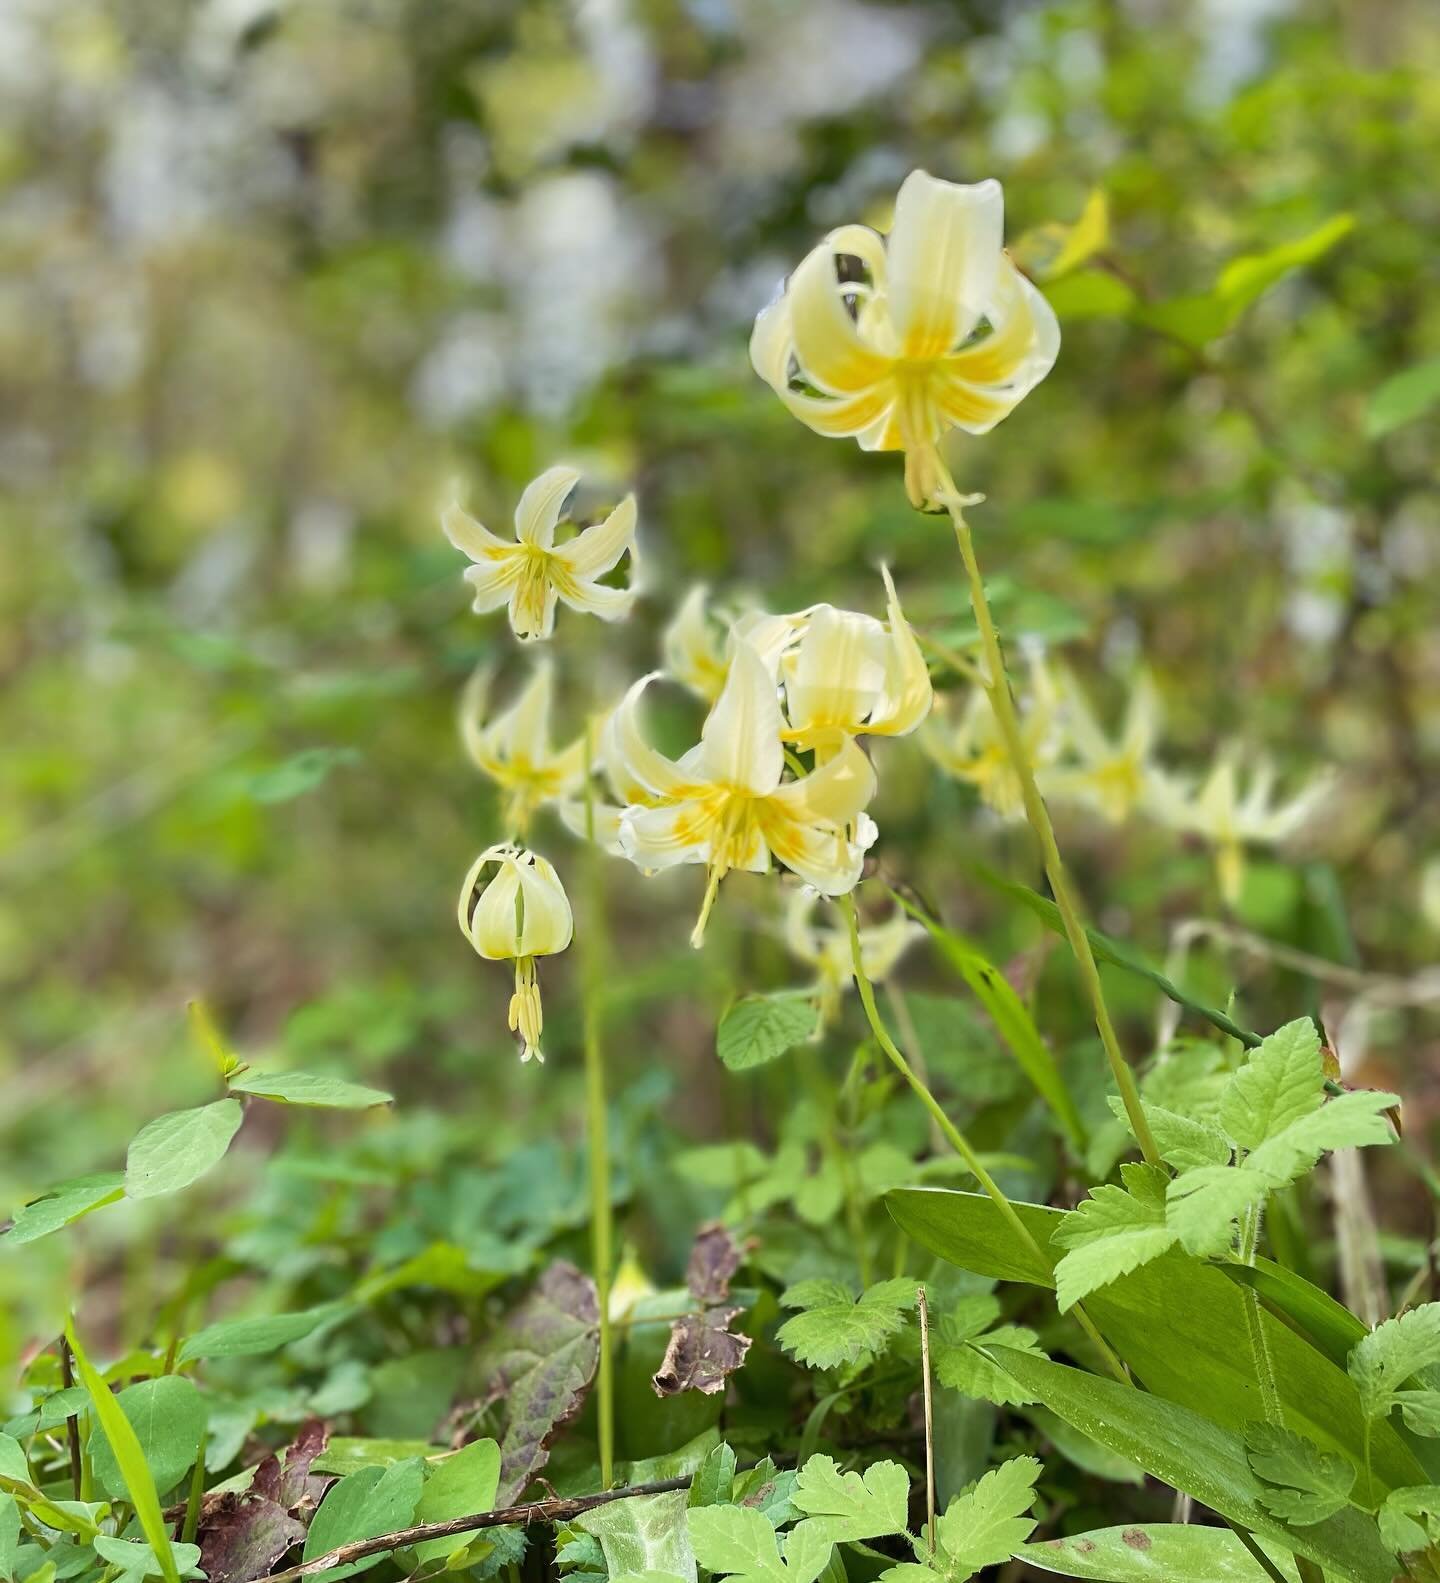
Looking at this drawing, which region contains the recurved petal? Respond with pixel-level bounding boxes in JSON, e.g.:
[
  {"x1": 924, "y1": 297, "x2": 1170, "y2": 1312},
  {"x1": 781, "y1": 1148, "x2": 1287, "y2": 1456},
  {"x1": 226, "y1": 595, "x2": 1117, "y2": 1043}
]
[
  {"x1": 699, "y1": 640, "x2": 785, "y2": 796},
  {"x1": 612, "y1": 673, "x2": 704, "y2": 799},
  {"x1": 558, "y1": 576, "x2": 636, "y2": 624},
  {"x1": 559, "y1": 494, "x2": 637, "y2": 580},
  {"x1": 490, "y1": 659, "x2": 556, "y2": 764},
  {"x1": 788, "y1": 236, "x2": 894, "y2": 395},
  {"x1": 442, "y1": 502, "x2": 515, "y2": 562},
  {"x1": 783, "y1": 605, "x2": 888, "y2": 735},
  {"x1": 934, "y1": 264, "x2": 1060, "y2": 434},
  {"x1": 618, "y1": 797, "x2": 716, "y2": 871},
  {"x1": 461, "y1": 557, "x2": 523, "y2": 615},
  {"x1": 516, "y1": 852, "x2": 573, "y2": 956},
  {"x1": 514, "y1": 465, "x2": 581, "y2": 549},
  {"x1": 763, "y1": 815, "x2": 866, "y2": 896},
  {"x1": 783, "y1": 887, "x2": 823, "y2": 967},
  {"x1": 557, "y1": 796, "x2": 626, "y2": 855},
  {"x1": 767, "y1": 734, "x2": 877, "y2": 826},
  {"x1": 887, "y1": 170, "x2": 1004, "y2": 358},
  {"x1": 870, "y1": 565, "x2": 933, "y2": 736}
]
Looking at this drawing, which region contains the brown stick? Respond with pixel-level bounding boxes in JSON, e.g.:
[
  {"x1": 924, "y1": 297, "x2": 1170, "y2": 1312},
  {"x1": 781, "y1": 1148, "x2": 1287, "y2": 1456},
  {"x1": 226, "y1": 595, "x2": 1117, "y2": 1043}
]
[
  {"x1": 917, "y1": 1286, "x2": 936, "y2": 1557},
  {"x1": 261, "y1": 1476, "x2": 696, "y2": 1583}
]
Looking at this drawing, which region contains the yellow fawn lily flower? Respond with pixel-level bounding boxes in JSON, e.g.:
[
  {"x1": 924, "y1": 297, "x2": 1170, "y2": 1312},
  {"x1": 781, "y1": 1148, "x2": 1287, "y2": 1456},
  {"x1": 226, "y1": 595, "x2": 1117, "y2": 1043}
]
[
  {"x1": 613, "y1": 641, "x2": 878, "y2": 945},
  {"x1": 460, "y1": 660, "x2": 591, "y2": 836},
  {"x1": 780, "y1": 567, "x2": 932, "y2": 756},
  {"x1": 784, "y1": 889, "x2": 924, "y2": 1028},
  {"x1": 458, "y1": 844, "x2": 573, "y2": 1063},
  {"x1": 442, "y1": 465, "x2": 639, "y2": 642},
  {"x1": 924, "y1": 653, "x2": 1062, "y2": 818},
  {"x1": 750, "y1": 169, "x2": 1059, "y2": 508},
  {"x1": 1145, "y1": 750, "x2": 1331, "y2": 907},
  {"x1": 1040, "y1": 667, "x2": 1162, "y2": 823},
  {"x1": 663, "y1": 584, "x2": 809, "y2": 703}
]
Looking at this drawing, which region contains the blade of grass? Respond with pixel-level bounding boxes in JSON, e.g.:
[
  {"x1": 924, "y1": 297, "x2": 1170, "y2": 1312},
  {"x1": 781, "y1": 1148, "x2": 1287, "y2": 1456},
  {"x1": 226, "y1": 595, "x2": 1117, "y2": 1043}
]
[{"x1": 65, "y1": 1320, "x2": 181, "y2": 1583}]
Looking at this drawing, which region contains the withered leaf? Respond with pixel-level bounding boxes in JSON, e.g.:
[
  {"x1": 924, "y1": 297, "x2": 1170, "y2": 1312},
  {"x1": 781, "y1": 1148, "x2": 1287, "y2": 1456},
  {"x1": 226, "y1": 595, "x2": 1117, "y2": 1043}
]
[
  {"x1": 652, "y1": 1224, "x2": 752, "y2": 1398},
  {"x1": 199, "y1": 1420, "x2": 331, "y2": 1583},
  {"x1": 481, "y1": 1260, "x2": 599, "y2": 1503},
  {"x1": 685, "y1": 1223, "x2": 744, "y2": 1306}
]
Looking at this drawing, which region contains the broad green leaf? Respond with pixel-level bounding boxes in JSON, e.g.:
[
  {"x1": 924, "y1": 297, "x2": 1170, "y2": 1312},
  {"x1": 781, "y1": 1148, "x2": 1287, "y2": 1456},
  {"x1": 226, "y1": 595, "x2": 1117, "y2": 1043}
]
[
  {"x1": 1164, "y1": 1167, "x2": 1268, "y2": 1257},
  {"x1": 245, "y1": 746, "x2": 360, "y2": 804},
  {"x1": 988, "y1": 1349, "x2": 1393, "y2": 1583},
  {"x1": 1023, "y1": 1406, "x2": 1144, "y2": 1486},
  {"x1": 124, "y1": 1101, "x2": 243, "y2": 1200},
  {"x1": 687, "y1": 1504, "x2": 820, "y2": 1583},
  {"x1": 91, "y1": 1537, "x2": 204, "y2": 1580},
  {"x1": 790, "y1": 1454, "x2": 909, "y2": 1543},
  {"x1": 1217, "y1": 1260, "x2": 1367, "y2": 1370},
  {"x1": 886, "y1": 1187, "x2": 1058, "y2": 1288},
  {"x1": 0, "y1": 1174, "x2": 125, "y2": 1246},
  {"x1": 1366, "y1": 358, "x2": 1440, "y2": 439},
  {"x1": 1052, "y1": 1167, "x2": 1178, "y2": 1311},
  {"x1": 0, "y1": 1492, "x2": 18, "y2": 1580},
  {"x1": 179, "y1": 1302, "x2": 349, "y2": 1363},
  {"x1": 228, "y1": 1070, "x2": 393, "y2": 1108},
  {"x1": 410, "y1": 1438, "x2": 500, "y2": 1568},
  {"x1": 1216, "y1": 214, "x2": 1355, "y2": 312},
  {"x1": 1349, "y1": 1305, "x2": 1440, "y2": 1427},
  {"x1": 89, "y1": 1376, "x2": 208, "y2": 1500},
  {"x1": 893, "y1": 895, "x2": 1086, "y2": 1152},
  {"x1": 687, "y1": 1442, "x2": 738, "y2": 1509},
  {"x1": 775, "y1": 1279, "x2": 917, "y2": 1370},
  {"x1": 576, "y1": 1490, "x2": 698, "y2": 1582},
  {"x1": 1246, "y1": 1421, "x2": 1356, "y2": 1525},
  {"x1": 1220, "y1": 1019, "x2": 1323, "y2": 1150},
  {"x1": 303, "y1": 1458, "x2": 425, "y2": 1580},
  {"x1": 1244, "y1": 1090, "x2": 1398, "y2": 1182},
  {"x1": 1042, "y1": 269, "x2": 1137, "y2": 321},
  {"x1": 917, "y1": 1456, "x2": 1041, "y2": 1579},
  {"x1": 66, "y1": 1323, "x2": 179, "y2": 1583},
  {"x1": 716, "y1": 995, "x2": 818, "y2": 1071},
  {"x1": 1019, "y1": 1524, "x2": 1300, "y2": 1580}
]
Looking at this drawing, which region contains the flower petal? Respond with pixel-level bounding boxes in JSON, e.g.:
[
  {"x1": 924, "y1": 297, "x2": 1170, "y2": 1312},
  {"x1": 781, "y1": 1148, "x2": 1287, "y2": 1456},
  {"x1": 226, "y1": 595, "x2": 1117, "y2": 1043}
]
[
  {"x1": 887, "y1": 170, "x2": 1004, "y2": 358},
  {"x1": 466, "y1": 854, "x2": 522, "y2": 959},
  {"x1": 787, "y1": 234, "x2": 895, "y2": 394},
  {"x1": 768, "y1": 734, "x2": 877, "y2": 826},
  {"x1": 558, "y1": 576, "x2": 636, "y2": 623},
  {"x1": 612, "y1": 673, "x2": 704, "y2": 799},
  {"x1": 461, "y1": 558, "x2": 522, "y2": 614},
  {"x1": 783, "y1": 605, "x2": 888, "y2": 737},
  {"x1": 442, "y1": 502, "x2": 515, "y2": 562},
  {"x1": 664, "y1": 585, "x2": 728, "y2": 701},
  {"x1": 508, "y1": 579, "x2": 560, "y2": 642},
  {"x1": 619, "y1": 797, "x2": 716, "y2": 871},
  {"x1": 513, "y1": 465, "x2": 581, "y2": 548},
  {"x1": 699, "y1": 640, "x2": 784, "y2": 796},
  {"x1": 557, "y1": 494, "x2": 637, "y2": 580},
  {"x1": 762, "y1": 815, "x2": 866, "y2": 895},
  {"x1": 869, "y1": 565, "x2": 933, "y2": 736},
  {"x1": 934, "y1": 263, "x2": 1060, "y2": 433},
  {"x1": 515, "y1": 852, "x2": 573, "y2": 956}
]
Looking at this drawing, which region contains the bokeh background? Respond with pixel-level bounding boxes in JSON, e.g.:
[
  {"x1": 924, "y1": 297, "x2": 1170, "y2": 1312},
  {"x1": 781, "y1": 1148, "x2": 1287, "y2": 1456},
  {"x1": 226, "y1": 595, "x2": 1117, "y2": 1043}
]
[{"x1": 4, "y1": 0, "x2": 1439, "y2": 1369}]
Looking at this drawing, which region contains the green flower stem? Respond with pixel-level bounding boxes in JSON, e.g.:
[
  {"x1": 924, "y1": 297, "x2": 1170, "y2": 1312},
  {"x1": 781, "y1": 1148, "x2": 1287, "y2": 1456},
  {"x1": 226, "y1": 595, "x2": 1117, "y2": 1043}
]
[
  {"x1": 839, "y1": 895, "x2": 1128, "y2": 1385},
  {"x1": 580, "y1": 752, "x2": 615, "y2": 1487},
  {"x1": 935, "y1": 461, "x2": 1160, "y2": 1169}
]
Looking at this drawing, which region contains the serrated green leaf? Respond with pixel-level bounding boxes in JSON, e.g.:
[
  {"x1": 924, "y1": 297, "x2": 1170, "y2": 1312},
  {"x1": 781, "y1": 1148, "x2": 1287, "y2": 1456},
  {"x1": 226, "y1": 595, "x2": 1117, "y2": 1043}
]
[
  {"x1": 0, "y1": 1174, "x2": 126, "y2": 1247},
  {"x1": 303, "y1": 1458, "x2": 424, "y2": 1581},
  {"x1": 1142, "y1": 1104, "x2": 1232, "y2": 1173},
  {"x1": 124, "y1": 1100, "x2": 243, "y2": 1200},
  {"x1": 1220, "y1": 1020, "x2": 1322, "y2": 1151},
  {"x1": 776, "y1": 1280, "x2": 917, "y2": 1370},
  {"x1": 686, "y1": 1503, "x2": 822, "y2": 1583},
  {"x1": 1051, "y1": 1168, "x2": 1178, "y2": 1311},
  {"x1": 1366, "y1": 358, "x2": 1440, "y2": 438},
  {"x1": 1245, "y1": 1090, "x2": 1398, "y2": 1183},
  {"x1": 229, "y1": 1070, "x2": 393, "y2": 1108},
  {"x1": 932, "y1": 1456, "x2": 1041, "y2": 1577},
  {"x1": 89, "y1": 1376, "x2": 208, "y2": 1501},
  {"x1": 1164, "y1": 1167, "x2": 1268, "y2": 1257},
  {"x1": 1392, "y1": 1390, "x2": 1440, "y2": 1437},
  {"x1": 790, "y1": 1454, "x2": 910, "y2": 1543},
  {"x1": 1246, "y1": 1421, "x2": 1356, "y2": 1525},
  {"x1": 65, "y1": 1324, "x2": 179, "y2": 1583},
  {"x1": 1349, "y1": 1305, "x2": 1440, "y2": 1428},
  {"x1": 716, "y1": 996, "x2": 819, "y2": 1071},
  {"x1": 90, "y1": 1537, "x2": 204, "y2": 1580},
  {"x1": 687, "y1": 1442, "x2": 737, "y2": 1509},
  {"x1": 933, "y1": 1296, "x2": 1043, "y2": 1407},
  {"x1": 1377, "y1": 1486, "x2": 1440, "y2": 1557}
]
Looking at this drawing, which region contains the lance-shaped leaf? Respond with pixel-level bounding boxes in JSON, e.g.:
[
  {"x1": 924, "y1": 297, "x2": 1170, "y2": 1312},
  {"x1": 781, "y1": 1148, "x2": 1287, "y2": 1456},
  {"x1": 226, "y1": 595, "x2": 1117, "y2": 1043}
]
[
  {"x1": 481, "y1": 1261, "x2": 599, "y2": 1503},
  {"x1": 1020, "y1": 1524, "x2": 1300, "y2": 1581},
  {"x1": 653, "y1": 1225, "x2": 752, "y2": 1398},
  {"x1": 1246, "y1": 1421, "x2": 1357, "y2": 1525}
]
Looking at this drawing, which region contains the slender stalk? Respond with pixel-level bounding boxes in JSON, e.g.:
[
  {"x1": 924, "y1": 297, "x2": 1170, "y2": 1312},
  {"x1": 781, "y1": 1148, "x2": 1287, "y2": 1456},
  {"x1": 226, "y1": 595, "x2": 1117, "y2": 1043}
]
[
  {"x1": 934, "y1": 463, "x2": 1159, "y2": 1168},
  {"x1": 58, "y1": 1337, "x2": 83, "y2": 1501},
  {"x1": 840, "y1": 895, "x2": 1128, "y2": 1384},
  {"x1": 181, "y1": 1432, "x2": 206, "y2": 1545},
  {"x1": 579, "y1": 750, "x2": 615, "y2": 1487},
  {"x1": 916, "y1": 1286, "x2": 936, "y2": 1559},
  {"x1": 1227, "y1": 1523, "x2": 1291, "y2": 1583}
]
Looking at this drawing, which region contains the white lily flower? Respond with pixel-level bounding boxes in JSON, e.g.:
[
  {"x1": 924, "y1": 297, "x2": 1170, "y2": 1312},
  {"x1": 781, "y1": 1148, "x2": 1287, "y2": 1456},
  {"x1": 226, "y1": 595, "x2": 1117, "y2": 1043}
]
[
  {"x1": 662, "y1": 585, "x2": 809, "y2": 703},
  {"x1": 613, "y1": 641, "x2": 878, "y2": 946},
  {"x1": 751, "y1": 169, "x2": 1059, "y2": 507},
  {"x1": 781, "y1": 567, "x2": 932, "y2": 757},
  {"x1": 460, "y1": 660, "x2": 592, "y2": 836},
  {"x1": 442, "y1": 465, "x2": 639, "y2": 642},
  {"x1": 458, "y1": 844, "x2": 573, "y2": 1062},
  {"x1": 1041, "y1": 668, "x2": 1162, "y2": 823},
  {"x1": 924, "y1": 653, "x2": 1062, "y2": 818},
  {"x1": 1145, "y1": 750, "x2": 1332, "y2": 906},
  {"x1": 785, "y1": 889, "x2": 924, "y2": 1028}
]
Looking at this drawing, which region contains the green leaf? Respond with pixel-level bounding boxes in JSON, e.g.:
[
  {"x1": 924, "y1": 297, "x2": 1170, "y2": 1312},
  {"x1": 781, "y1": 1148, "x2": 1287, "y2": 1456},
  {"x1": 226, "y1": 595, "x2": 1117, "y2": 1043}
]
[
  {"x1": 65, "y1": 1323, "x2": 179, "y2": 1583},
  {"x1": 1220, "y1": 1019, "x2": 1323, "y2": 1151},
  {"x1": 1164, "y1": 1168, "x2": 1269, "y2": 1257},
  {"x1": 687, "y1": 1504, "x2": 824, "y2": 1583},
  {"x1": 1023, "y1": 1407, "x2": 1144, "y2": 1486},
  {"x1": 716, "y1": 995, "x2": 819, "y2": 1071},
  {"x1": 1349, "y1": 1304, "x2": 1440, "y2": 1427},
  {"x1": 310, "y1": 1439, "x2": 448, "y2": 1477},
  {"x1": 1042, "y1": 270, "x2": 1138, "y2": 321},
  {"x1": 933, "y1": 1297, "x2": 1044, "y2": 1408},
  {"x1": 90, "y1": 1537, "x2": 204, "y2": 1580},
  {"x1": 179, "y1": 1302, "x2": 349, "y2": 1363},
  {"x1": 1141, "y1": 1106, "x2": 1231, "y2": 1173},
  {"x1": 1244, "y1": 1090, "x2": 1398, "y2": 1182},
  {"x1": 0, "y1": 1174, "x2": 126, "y2": 1246},
  {"x1": 410, "y1": 1439, "x2": 500, "y2": 1569},
  {"x1": 1019, "y1": 1525, "x2": 1300, "y2": 1580},
  {"x1": 1377, "y1": 1485, "x2": 1440, "y2": 1557},
  {"x1": 775, "y1": 1280, "x2": 917, "y2": 1370},
  {"x1": 1052, "y1": 1166, "x2": 1178, "y2": 1311},
  {"x1": 1366, "y1": 358, "x2": 1440, "y2": 438},
  {"x1": 124, "y1": 1101, "x2": 243, "y2": 1200},
  {"x1": 891, "y1": 895, "x2": 1086, "y2": 1152},
  {"x1": 302, "y1": 1458, "x2": 425, "y2": 1581},
  {"x1": 988, "y1": 1349, "x2": 1393, "y2": 1583},
  {"x1": 1216, "y1": 214, "x2": 1355, "y2": 312},
  {"x1": 1246, "y1": 1421, "x2": 1356, "y2": 1525},
  {"x1": 89, "y1": 1376, "x2": 209, "y2": 1501},
  {"x1": 579, "y1": 1490, "x2": 699, "y2": 1583},
  {"x1": 1217, "y1": 1260, "x2": 1367, "y2": 1371},
  {"x1": 244, "y1": 746, "x2": 361, "y2": 804},
  {"x1": 789, "y1": 1454, "x2": 910, "y2": 1543},
  {"x1": 886, "y1": 1188, "x2": 1058, "y2": 1288},
  {"x1": 687, "y1": 1442, "x2": 738, "y2": 1509},
  {"x1": 228, "y1": 1070, "x2": 393, "y2": 1108},
  {"x1": 924, "y1": 1456, "x2": 1041, "y2": 1578}
]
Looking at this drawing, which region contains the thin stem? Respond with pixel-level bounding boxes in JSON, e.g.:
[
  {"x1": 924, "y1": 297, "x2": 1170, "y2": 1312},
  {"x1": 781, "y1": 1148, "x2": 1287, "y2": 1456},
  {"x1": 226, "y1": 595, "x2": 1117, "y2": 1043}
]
[
  {"x1": 1227, "y1": 1523, "x2": 1291, "y2": 1583},
  {"x1": 58, "y1": 1337, "x2": 83, "y2": 1501},
  {"x1": 935, "y1": 465, "x2": 1159, "y2": 1168},
  {"x1": 917, "y1": 1286, "x2": 936, "y2": 1559},
  {"x1": 580, "y1": 749, "x2": 615, "y2": 1487},
  {"x1": 181, "y1": 1432, "x2": 206, "y2": 1545},
  {"x1": 840, "y1": 895, "x2": 1128, "y2": 1384}
]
